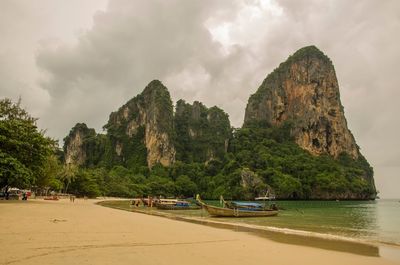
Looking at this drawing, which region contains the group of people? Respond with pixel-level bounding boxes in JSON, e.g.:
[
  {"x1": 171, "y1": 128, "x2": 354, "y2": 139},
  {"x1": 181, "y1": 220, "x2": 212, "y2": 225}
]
[
  {"x1": 131, "y1": 197, "x2": 155, "y2": 207},
  {"x1": 131, "y1": 196, "x2": 165, "y2": 207}
]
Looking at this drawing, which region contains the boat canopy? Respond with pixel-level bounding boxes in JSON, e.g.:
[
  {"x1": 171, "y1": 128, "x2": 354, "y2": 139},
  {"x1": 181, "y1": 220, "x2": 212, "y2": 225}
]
[
  {"x1": 255, "y1": 196, "x2": 275, "y2": 200},
  {"x1": 159, "y1": 199, "x2": 178, "y2": 202},
  {"x1": 232, "y1": 202, "x2": 263, "y2": 207}
]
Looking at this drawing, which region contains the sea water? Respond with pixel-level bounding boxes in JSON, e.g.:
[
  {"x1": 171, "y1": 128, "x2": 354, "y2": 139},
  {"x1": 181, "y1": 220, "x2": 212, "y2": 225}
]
[
  {"x1": 167, "y1": 199, "x2": 400, "y2": 245},
  {"x1": 102, "y1": 199, "x2": 400, "y2": 246},
  {"x1": 220, "y1": 199, "x2": 400, "y2": 245}
]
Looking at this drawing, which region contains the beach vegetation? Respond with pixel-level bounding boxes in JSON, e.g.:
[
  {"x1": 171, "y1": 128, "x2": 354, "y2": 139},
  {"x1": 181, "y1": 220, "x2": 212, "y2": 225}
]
[
  {"x1": 0, "y1": 98, "x2": 57, "y2": 197},
  {"x1": 57, "y1": 121, "x2": 375, "y2": 200}
]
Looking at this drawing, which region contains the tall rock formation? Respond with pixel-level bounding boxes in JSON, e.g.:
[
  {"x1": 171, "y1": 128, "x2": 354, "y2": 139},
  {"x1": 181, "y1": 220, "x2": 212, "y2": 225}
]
[
  {"x1": 64, "y1": 81, "x2": 232, "y2": 168},
  {"x1": 104, "y1": 80, "x2": 175, "y2": 168},
  {"x1": 244, "y1": 46, "x2": 359, "y2": 158},
  {"x1": 174, "y1": 100, "x2": 231, "y2": 163},
  {"x1": 63, "y1": 123, "x2": 102, "y2": 166}
]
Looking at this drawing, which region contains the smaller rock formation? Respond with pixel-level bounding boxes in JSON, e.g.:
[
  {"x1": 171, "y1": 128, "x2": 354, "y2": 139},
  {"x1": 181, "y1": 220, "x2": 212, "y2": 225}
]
[
  {"x1": 104, "y1": 80, "x2": 175, "y2": 168},
  {"x1": 63, "y1": 123, "x2": 96, "y2": 166},
  {"x1": 174, "y1": 99, "x2": 231, "y2": 163}
]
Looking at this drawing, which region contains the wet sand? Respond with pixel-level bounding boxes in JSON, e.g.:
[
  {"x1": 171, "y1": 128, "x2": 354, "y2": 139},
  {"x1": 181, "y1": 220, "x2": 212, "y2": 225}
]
[{"x1": 0, "y1": 199, "x2": 399, "y2": 265}]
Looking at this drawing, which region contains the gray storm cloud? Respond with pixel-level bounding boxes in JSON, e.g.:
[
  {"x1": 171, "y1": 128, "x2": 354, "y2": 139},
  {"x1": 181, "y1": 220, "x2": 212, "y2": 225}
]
[
  {"x1": 1, "y1": 0, "x2": 399, "y2": 197},
  {"x1": 36, "y1": 0, "x2": 241, "y2": 137}
]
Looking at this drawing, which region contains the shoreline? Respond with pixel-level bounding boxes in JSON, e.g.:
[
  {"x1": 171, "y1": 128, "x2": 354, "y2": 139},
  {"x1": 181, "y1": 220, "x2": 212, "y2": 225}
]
[
  {"x1": 98, "y1": 200, "x2": 400, "y2": 257},
  {"x1": 1, "y1": 199, "x2": 399, "y2": 265}
]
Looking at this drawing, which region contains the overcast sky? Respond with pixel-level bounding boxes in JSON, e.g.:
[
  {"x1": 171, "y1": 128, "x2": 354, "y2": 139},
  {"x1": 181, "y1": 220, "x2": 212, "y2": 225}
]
[{"x1": 0, "y1": 0, "x2": 399, "y2": 198}]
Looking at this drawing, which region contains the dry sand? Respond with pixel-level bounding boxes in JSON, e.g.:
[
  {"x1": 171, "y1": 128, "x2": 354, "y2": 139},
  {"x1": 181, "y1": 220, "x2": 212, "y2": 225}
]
[{"x1": 0, "y1": 199, "x2": 399, "y2": 265}]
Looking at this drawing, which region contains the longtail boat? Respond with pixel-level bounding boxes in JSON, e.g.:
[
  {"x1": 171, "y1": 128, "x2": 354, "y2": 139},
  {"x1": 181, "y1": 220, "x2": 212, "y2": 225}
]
[
  {"x1": 44, "y1": 196, "x2": 59, "y2": 201},
  {"x1": 155, "y1": 198, "x2": 201, "y2": 210},
  {"x1": 196, "y1": 195, "x2": 278, "y2": 217}
]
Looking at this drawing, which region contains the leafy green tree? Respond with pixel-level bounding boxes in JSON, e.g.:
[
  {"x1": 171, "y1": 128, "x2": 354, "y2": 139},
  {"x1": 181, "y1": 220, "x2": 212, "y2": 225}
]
[
  {"x1": 60, "y1": 163, "x2": 78, "y2": 193},
  {"x1": 69, "y1": 168, "x2": 102, "y2": 198},
  {"x1": 270, "y1": 171, "x2": 302, "y2": 198},
  {"x1": 104, "y1": 166, "x2": 146, "y2": 197},
  {"x1": 146, "y1": 175, "x2": 175, "y2": 197},
  {"x1": 150, "y1": 164, "x2": 169, "y2": 179},
  {"x1": 175, "y1": 175, "x2": 197, "y2": 197},
  {"x1": 36, "y1": 154, "x2": 63, "y2": 192},
  {"x1": 0, "y1": 98, "x2": 54, "y2": 197}
]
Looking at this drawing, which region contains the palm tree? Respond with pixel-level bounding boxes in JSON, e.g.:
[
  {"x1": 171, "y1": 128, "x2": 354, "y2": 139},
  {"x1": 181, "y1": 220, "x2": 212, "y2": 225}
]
[{"x1": 60, "y1": 163, "x2": 78, "y2": 194}]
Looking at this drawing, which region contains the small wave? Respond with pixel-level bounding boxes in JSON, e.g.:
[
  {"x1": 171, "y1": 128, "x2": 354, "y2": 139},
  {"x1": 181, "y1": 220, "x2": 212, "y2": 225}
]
[
  {"x1": 177, "y1": 215, "x2": 400, "y2": 247},
  {"x1": 198, "y1": 218, "x2": 372, "y2": 242}
]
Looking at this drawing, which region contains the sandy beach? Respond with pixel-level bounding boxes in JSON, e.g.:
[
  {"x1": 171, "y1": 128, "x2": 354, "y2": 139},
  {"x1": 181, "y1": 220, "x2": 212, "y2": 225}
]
[{"x1": 0, "y1": 199, "x2": 399, "y2": 265}]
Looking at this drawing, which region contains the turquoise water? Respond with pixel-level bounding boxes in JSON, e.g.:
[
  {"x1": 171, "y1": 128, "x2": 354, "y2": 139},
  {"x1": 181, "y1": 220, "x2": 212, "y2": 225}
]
[
  {"x1": 102, "y1": 199, "x2": 400, "y2": 246},
  {"x1": 159, "y1": 199, "x2": 400, "y2": 245},
  {"x1": 224, "y1": 200, "x2": 400, "y2": 244}
]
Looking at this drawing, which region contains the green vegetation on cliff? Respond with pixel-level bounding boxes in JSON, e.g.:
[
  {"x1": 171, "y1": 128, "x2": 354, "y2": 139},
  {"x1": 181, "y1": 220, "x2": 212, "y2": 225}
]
[
  {"x1": 64, "y1": 123, "x2": 108, "y2": 167},
  {"x1": 58, "y1": 122, "x2": 375, "y2": 200},
  {"x1": 226, "y1": 123, "x2": 375, "y2": 199},
  {"x1": 174, "y1": 100, "x2": 231, "y2": 163}
]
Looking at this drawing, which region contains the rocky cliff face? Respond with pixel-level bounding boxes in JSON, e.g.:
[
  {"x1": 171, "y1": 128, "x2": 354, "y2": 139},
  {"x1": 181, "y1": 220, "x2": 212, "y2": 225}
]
[
  {"x1": 62, "y1": 46, "x2": 375, "y2": 200},
  {"x1": 244, "y1": 46, "x2": 359, "y2": 158},
  {"x1": 63, "y1": 123, "x2": 96, "y2": 166},
  {"x1": 104, "y1": 80, "x2": 175, "y2": 168},
  {"x1": 174, "y1": 100, "x2": 231, "y2": 162},
  {"x1": 65, "y1": 81, "x2": 231, "y2": 168}
]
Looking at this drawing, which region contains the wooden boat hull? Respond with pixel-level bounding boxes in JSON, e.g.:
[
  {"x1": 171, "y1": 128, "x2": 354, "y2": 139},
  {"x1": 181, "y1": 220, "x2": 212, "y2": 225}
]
[
  {"x1": 201, "y1": 203, "x2": 278, "y2": 217},
  {"x1": 44, "y1": 196, "x2": 59, "y2": 201}
]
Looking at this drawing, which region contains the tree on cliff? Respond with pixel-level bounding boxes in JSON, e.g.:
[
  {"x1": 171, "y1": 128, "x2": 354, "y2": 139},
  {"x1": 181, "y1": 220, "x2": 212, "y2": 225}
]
[{"x1": 0, "y1": 98, "x2": 55, "y2": 197}]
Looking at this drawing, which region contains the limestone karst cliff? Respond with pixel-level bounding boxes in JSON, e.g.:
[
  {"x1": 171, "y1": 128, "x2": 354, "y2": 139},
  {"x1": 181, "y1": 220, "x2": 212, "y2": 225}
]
[
  {"x1": 244, "y1": 46, "x2": 359, "y2": 159},
  {"x1": 104, "y1": 80, "x2": 176, "y2": 168},
  {"x1": 62, "y1": 46, "x2": 376, "y2": 200},
  {"x1": 64, "y1": 123, "x2": 90, "y2": 166},
  {"x1": 63, "y1": 80, "x2": 233, "y2": 169},
  {"x1": 63, "y1": 123, "x2": 105, "y2": 167}
]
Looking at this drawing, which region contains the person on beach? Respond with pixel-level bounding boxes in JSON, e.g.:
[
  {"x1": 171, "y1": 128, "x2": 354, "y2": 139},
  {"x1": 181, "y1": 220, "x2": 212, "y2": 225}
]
[{"x1": 131, "y1": 199, "x2": 141, "y2": 207}]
